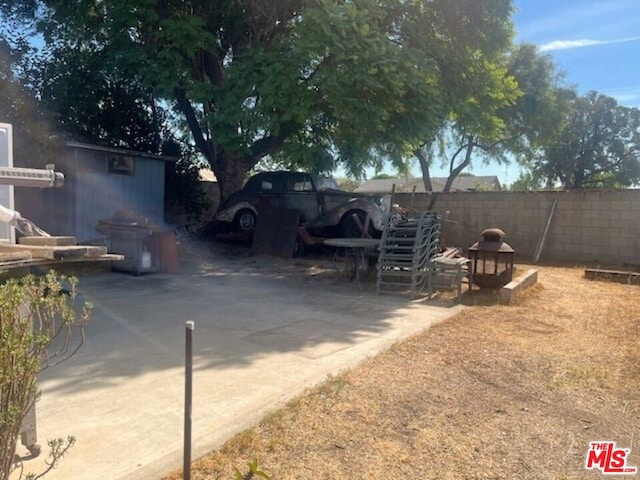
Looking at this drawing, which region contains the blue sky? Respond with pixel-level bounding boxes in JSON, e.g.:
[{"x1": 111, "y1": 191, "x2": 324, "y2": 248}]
[
  {"x1": 396, "y1": 0, "x2": 640, "y2": 185},
  {"x1": 515, "y1": 0, "x2": 640, "y2": 108}
]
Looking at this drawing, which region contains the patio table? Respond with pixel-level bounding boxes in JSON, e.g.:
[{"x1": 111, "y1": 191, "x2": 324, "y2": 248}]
[{"x1": 324, "y1": 237, "x2": 381, "y2": 288}]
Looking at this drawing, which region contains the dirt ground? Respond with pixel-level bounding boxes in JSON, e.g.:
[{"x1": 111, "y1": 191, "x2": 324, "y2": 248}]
[{"x1": 166, "y1": 238, "x2": 640, "y2": 480}]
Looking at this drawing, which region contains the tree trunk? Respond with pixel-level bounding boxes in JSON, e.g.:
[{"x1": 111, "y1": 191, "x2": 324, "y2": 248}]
[
  {"x1": 414, "y1": 148, "x2": 433, "y2": 192},
  {"x1": 572, "y1": 158, "x2": 586, "y2": 189},
  {"x1": 174, "y1": 89, "x2": 289, "y2": 207},
  {"x1": 174, "y1": 89, "x2": 257, "y2": 206},
  {"x1": 211, "y1": 152, "x2": 253, "y2": 205},
  {"x1": 443, "y1": 136, "x2": 475, "y2": 193}
]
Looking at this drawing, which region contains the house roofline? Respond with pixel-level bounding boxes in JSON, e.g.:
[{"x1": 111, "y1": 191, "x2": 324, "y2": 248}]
[{"x1": 65, "y1": 141, "x2": 177, "y2": 162}]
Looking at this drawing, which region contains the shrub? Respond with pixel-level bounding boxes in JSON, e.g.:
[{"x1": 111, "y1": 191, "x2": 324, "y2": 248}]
[{"x1": 0, "y1": 272, "x2": 91, "y2": 480}]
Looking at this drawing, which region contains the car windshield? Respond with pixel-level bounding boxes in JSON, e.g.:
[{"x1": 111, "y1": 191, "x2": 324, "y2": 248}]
[{"x1": 313, "y1": 175, "x2": 340, "y2": 191}]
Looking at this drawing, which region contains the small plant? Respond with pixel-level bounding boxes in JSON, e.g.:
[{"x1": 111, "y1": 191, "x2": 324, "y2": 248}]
[
  {"x1": 14, "y1": 436, "x2": 76, "y2": 480},
  {"x1": 233, "y1": 459, "x2": 270, "y2": 480},
  {"x1": 317, "y1": 372, "x2": 349, "y2": 411},
  {"x1": 0, "y1": 272, "x2": 91, "y2": 480}
]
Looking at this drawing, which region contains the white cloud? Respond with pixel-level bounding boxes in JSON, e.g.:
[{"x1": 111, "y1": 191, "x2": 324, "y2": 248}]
[
  {"x1": 539, "y1": 36, "x2": 640, "y2": 52},
  {"x1": 539, "y1": 39, "x2": 602, "y2": 51}
]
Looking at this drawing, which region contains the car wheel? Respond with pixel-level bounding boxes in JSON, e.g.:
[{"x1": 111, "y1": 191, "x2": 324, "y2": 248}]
[
  {"x1": 234, "y1": 209, "x2": 257, "y2": 234},
  {"x1": 340, "y1": 210, "x2": 367, "y2": 238}
]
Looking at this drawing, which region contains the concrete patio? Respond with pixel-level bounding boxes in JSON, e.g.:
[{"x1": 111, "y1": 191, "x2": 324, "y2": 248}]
[{"x1": 13, "y1": 258, "x2": 463, "y2": 480}]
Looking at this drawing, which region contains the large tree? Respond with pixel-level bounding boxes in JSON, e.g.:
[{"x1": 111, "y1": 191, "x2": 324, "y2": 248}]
[
  {"x1": 0, "y1": 33, "x2": 58, "y2": 165},
  {"x1": 530, "y1": 91, "x2": 640, "y2": 189},
  {"x1": 416, "y1": 43, "x2": 563, "y2": 193},
  {"x1": 30, "y1": 47, "x2": 169, "y2": 154},
  {"x1": 3, "y1": 0, "x2": 515, "y2": 201},
  {"x1": 1, "y1": 11, "x2": 167, "y2": 163}
]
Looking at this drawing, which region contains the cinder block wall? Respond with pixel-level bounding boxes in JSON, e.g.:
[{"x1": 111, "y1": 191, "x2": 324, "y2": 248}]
[{"x1": 394, "y1": 190, "x2": 640, "y2": 266}]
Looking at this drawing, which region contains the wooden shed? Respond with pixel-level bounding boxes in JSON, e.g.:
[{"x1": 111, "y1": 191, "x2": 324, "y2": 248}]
[{"x1": 15, "y1": 142, "x2": 175, "y2": 243}]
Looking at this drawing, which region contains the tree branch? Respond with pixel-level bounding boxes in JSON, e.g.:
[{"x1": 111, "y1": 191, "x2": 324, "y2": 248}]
[
  {"x1": 444, "y1": 135, "x2": 475, "y2": 192},
  {"x1": 174, "y1": 87, "x2": 216, "y2": 167},
  {"x1": 414, "y1": 147, "x2": 433, "y2": 192},
  {"x1": 247, "y1": 134, "x2": 287, "y2": 166},
  {"x1": 475, "y1": 133, "x2": 524, "y2": 152},
  {"x1": 448, "y1": 142, "x2": 468, "y2": 175},
  {"x1": 247, "y1": 121, "x2": 299, "y2": 165}
]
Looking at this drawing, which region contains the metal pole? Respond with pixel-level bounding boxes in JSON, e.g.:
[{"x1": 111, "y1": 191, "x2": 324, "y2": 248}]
[
  {"x1": 184, "y1": 321, "x2": 194, "y2": 480},
  {"x1": 533, "y1": 198, "x2": 558, "y2": 263}
]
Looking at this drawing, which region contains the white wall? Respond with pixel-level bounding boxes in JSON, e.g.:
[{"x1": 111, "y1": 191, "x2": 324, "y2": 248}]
[{"x1": 0, "y1": 123, "x2": 15, "y2": 243}]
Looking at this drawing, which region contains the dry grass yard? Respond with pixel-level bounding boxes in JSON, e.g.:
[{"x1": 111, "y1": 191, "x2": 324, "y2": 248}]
[{"x1": 165, "y1": 262, "x2": 640, "y2": 480}]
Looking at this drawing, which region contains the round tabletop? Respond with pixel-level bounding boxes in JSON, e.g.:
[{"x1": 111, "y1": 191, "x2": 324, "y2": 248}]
[{"x1": 323, "y1": 238, "x2": 381, "y2": 248}]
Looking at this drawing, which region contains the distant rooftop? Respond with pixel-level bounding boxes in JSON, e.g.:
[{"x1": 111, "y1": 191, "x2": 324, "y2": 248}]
[{"x1": 354, "y1": 175, "x2": 501, "y2": 193}]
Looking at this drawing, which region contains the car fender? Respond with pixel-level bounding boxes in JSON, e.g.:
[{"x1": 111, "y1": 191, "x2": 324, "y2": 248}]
[
  {"x1": 310, "y1": 198, "x2": 384, "y2": 231},
  {"x1": 215, "y1": 202, "x2": 257, "y2": 223}
]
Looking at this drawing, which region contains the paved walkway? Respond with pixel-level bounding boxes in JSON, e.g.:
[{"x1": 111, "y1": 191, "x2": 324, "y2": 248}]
[{"x1": 13, "y1": 262, "x2": 462, "y2": 480}]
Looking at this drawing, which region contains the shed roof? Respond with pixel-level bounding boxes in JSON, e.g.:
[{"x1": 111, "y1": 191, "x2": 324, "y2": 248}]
[{"x1": 65, "y1": 141, "x2": 177, "y2": 162}]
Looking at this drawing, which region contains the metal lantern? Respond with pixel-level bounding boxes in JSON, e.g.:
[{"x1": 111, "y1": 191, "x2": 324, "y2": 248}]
[{"x1": 468, "y1": 228, "x2": 515, "y2": 289}]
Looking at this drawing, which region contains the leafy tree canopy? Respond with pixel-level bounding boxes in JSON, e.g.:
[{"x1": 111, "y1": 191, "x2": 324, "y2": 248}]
[
  {"x1": 30, "y1": 47, "x2": 169, "y2": 153},
  {"x1": 508, "y1": 171, "x2": 542, "y2": 191},
  {"x1": 1, "y1": 9, "x2": 168, "y2": 164},
  {"x1": 416, "y1": 43, "x2": 563, "y2": 193},
  {"x1": 371, "y1": 173, "x2": 395, "y2": 180},
  {"x1": 0, "y1": 31, "x2": 59, "y2": 165},
  {"x1": 2, "y1": 0, "x2": 515, "y2": 201},
  {"x1": 529, "y1": 91, "x2": 640, "y2": 189}
]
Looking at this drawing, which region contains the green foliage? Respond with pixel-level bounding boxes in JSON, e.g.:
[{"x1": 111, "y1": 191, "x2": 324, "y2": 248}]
[
  {"x1": 5, "y1": 0, "x2": 559, "y2": 207},
  {"x1": 250, "y1": 157, "x2": 290, "y2": 176},
  {"x1": 502, "y1": 44, "x2": 567, "y2": 153},
  {"x1": 163, "y1": 141, "x2": 210, "y2": 222},
  {"x1": 21, "y1": 436, "x2": 76, "y2": 480},
  {"x1": 28, "y1": 46, "x2": 168, "y2": 153},
  {"x1": 1, "y1": 0, "x2": 524, "y2": 201},
  {"x1": 473, "y1": 181, "x2": 501, "y2": 192},
  {"x1": 530, "y1": 91, "x2": 640, "y2": 189},
  {"x1": 371, "y1": 174, "x2": 395, "y2": 180},
  {"x1": 423, "y1": 43, "x2": 563, "y2": 192},
  {"x1": 0, "y1": 272, "x2": 91, "y2": 480},
  {"x1": 509, "y1": 172, "x2": 544, "y2": 191},
  {"x1": 233, "y1": 459, "x2": 270, "y2": 480},
  {"x1": 0, "y1": 37, "x2": 58, "y2": 167},
  {"x1": 217, "y1": 0, "x2": 449, "y2": 177}
]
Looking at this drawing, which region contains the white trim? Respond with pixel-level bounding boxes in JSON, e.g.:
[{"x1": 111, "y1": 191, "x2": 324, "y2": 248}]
[{"x1": 0, "y1": 123, "x2": 15, "y2": 243}]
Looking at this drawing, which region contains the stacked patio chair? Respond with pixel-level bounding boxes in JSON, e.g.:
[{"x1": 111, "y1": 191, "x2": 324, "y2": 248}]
[
  {"x1": 426, "y1": 255, "x2": 471, "y2": 302},
  {"x1": 376, "y1": 211, "x2": 441, "y2": 296}
]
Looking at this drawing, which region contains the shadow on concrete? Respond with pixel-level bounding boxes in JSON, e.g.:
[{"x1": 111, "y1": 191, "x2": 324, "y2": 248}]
[
  {"x1": 22, "y1": 242, "x2": 465, "y2": 480},
  {"x1": 37, "y1": 248, "x2": 452, "y2": 396}
]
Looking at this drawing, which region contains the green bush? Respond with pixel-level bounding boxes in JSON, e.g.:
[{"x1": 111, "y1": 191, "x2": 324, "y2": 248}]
[
  {"x1": 163, "y1": 141, "x2": 211, "y2": 223},
  {"x1": 0, "y1": 272, "x2": 91, "y2": 480}
]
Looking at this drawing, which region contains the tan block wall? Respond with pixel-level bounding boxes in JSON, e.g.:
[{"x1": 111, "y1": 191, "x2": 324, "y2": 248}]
[{"x1": 394, "y1": 190, "x2": 640, "y2": 266}]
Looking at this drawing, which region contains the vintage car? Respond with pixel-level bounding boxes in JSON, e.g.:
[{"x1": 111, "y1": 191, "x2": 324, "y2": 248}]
[{"x1": 215, "y1": 171, "x2": 389, "y2": 238}]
